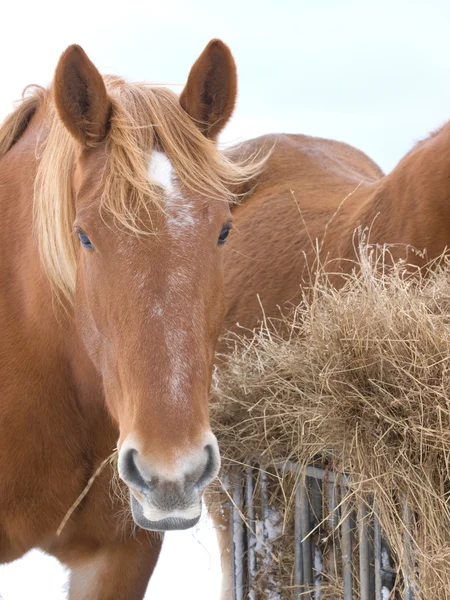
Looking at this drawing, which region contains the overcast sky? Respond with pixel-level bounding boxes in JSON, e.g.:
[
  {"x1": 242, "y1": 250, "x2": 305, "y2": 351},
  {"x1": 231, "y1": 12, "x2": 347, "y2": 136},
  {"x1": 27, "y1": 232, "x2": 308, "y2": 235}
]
[{"x1": 1, "y1": 0, "x2": 450, "y2": 598}]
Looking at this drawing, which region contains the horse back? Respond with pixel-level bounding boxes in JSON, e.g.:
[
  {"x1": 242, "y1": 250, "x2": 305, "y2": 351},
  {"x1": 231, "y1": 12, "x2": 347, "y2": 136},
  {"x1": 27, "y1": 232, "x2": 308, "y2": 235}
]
[{"x1": 222, "y1": 134, "x2": 384, "y2": 338}]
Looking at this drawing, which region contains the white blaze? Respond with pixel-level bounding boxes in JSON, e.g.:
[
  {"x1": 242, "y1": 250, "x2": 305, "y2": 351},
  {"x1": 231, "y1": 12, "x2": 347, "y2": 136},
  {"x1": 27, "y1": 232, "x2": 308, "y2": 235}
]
[
  {"x1": 148, "y1": 150, "x2": 175, "y2": 195},
  {"x1": 148, "y1": 150, "x2": 198, "y2": 232}
]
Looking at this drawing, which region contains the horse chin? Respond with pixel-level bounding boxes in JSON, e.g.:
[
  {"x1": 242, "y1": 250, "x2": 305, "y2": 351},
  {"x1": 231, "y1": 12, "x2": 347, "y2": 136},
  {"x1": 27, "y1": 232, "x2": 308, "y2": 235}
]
[{"x1": 130, "y1": 494, "x2": 201, "y2": 532}]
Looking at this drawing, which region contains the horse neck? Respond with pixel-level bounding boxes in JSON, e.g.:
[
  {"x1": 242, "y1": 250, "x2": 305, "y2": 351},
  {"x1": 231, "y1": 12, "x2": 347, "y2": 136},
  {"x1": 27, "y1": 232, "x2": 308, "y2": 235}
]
[
  {"x1": 0, "y1": 107, "x2": 112, "y2": 447},
  {"x1": 356, "y1": 131, "x2": 450, "y2": 260},
  {"x1": 0, "y1": 108, "x2": 66, "y2": 334}
]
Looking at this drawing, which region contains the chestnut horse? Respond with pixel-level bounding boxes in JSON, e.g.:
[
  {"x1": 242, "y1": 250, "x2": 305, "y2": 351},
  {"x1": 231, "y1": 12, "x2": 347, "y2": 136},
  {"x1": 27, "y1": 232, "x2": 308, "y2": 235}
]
[
  {"x1": 215, "y1": 126, "x2": 450, "y2": 595},
  {"x1": 0, "y1": 41, "x2": 262, "y2": 598}
]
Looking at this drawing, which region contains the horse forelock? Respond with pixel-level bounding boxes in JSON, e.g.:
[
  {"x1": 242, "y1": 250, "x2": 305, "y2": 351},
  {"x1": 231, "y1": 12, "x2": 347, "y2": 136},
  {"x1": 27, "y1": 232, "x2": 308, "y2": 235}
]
[{"x1": 29, "y1": 76, "x2": 266, "y2": 303}]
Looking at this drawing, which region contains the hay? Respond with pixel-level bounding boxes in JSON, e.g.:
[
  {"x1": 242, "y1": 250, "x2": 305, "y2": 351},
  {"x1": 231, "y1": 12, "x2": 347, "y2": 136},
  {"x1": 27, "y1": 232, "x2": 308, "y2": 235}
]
[
  {"x1": 211, "y1": 240, "x2": 450, "y2": 599},
  {"x1": 56, "y1": 450, "x2": 118, "y2": 536}
]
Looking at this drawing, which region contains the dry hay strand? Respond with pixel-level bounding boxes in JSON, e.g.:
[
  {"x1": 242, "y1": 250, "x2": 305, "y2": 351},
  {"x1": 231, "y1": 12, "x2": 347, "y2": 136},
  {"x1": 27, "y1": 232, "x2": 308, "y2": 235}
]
[
  {"x1": 56, "y1": 450, "x2": 120, "y2": 536},
  {"x1": 211, "y1": 240, "x2": 450, "y2": 599}
]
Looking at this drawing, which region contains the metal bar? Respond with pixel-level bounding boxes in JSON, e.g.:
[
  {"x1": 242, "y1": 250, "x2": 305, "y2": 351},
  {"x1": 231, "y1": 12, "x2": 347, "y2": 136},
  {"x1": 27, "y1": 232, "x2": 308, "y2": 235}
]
[
  {"x1": 309, "y1": 475, "x2": 323, "y2": 526},
  {"x1": 229, "y1": 462, "x2": 409, "y2": 600},
  {"x1": 328, "y1": 481, "x2": 338, "y2": 579},
  {"x1": 232, "y1": 474, "x2": 245, "y2": 600},
  {"x1": 368, "y1": 511, "x2": 375, "y2": 598},
  {"x1": 245, "y1": 466, "x2": 256, "y2": 600},
  {"x1": 260, "y1": 468, "x2": 269, "y2": 562},
  {"x1": 403, "y1": 499, "x2": 415, "y2": 600},
  {"x1": 341, "y1": 485, "x2": 353, "y2": 600},
  {"x1": 309, "y1": 476, "x2": 323, "y2": 598},
  {"x1": 260, "y1": 469, "x2": 269, "y2": 518},
  {"x1": 359, "y1": 500, "x2": 370, "y2": 600},
  {"x1": 300, "y1": 478, "x2": 313, "y2": 598},
  {"x1": 294, "y1": 482, "x2": 304, "y2": 595},
  {"x1": 374, "y1": 506, "x2": 382, "y2": 600},
  {"x1": 284, "y1": 462, "x2": 349, "y2": 484}
]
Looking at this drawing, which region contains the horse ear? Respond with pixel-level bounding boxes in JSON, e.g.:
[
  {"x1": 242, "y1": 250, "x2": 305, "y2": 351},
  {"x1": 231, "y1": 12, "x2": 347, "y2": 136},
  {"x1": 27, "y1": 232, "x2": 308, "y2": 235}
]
[
  {"x1": 180, "y1": 39, "x2": 237, "y2": 140},
  {"x1": 53, "y1": 45, "x2": 111, "y2": 147}
]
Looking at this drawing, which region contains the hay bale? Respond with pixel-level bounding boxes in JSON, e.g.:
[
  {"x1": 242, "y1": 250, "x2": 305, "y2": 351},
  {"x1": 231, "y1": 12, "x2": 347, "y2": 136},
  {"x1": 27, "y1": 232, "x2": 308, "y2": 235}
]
[{"x1": 211, "y1": 244, "x2": 450, "y2": 599}]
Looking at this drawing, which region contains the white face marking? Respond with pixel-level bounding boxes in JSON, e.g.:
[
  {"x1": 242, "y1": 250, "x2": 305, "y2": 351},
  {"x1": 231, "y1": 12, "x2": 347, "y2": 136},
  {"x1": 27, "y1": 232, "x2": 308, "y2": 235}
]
[
  {"x1": 164, "y1": 268, "x2": 198, "y2": 403},
  {"x1": 147, "y1": 150, "x2": 198, "y2": 233},
  {"x1": 148, "y1": 150, "x2": 175, "y2": 195},
  {"x1": 167, "y1": 200, "x2": 197, "y2": 230},
  {"x1": 166, "y1": 327, "x2": 194, "y2": 405}
]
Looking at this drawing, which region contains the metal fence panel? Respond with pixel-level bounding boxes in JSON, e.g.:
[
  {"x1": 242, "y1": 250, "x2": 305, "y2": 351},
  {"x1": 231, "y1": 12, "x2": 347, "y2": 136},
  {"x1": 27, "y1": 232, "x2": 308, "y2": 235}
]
[{"x1": 225, "y1": 463, "x2": 405, "y2": 600}]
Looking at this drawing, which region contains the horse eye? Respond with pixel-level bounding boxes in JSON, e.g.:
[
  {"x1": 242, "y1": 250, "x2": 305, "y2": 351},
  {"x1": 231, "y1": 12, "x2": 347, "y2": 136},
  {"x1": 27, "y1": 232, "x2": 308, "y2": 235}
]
[
  {"x1": 77, "y1": 230, "x2": 94, "y2": 250},
  {"x1": 218, "y1": 224, "x2": 231, "y2": 246}
]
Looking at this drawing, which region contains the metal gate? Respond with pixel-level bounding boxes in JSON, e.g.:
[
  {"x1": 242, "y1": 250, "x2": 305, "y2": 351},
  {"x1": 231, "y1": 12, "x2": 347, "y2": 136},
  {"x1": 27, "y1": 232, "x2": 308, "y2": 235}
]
[{"x1": 225, "y1": 463, "x2": 416, "y2": 599}]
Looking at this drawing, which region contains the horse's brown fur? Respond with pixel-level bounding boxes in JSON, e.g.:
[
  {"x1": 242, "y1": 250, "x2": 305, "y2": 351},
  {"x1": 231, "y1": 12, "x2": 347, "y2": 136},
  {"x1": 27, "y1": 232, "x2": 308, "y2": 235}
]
[
  {"x1": 215, "y1": 127, "x2": 450, "y2": 597},
  {"x1": 0, "y1": 40, "x2": 261, "y2": 598},
  {"x1": 180, "y1": 38, "x2": 237, "y2": 139},
  {"x1": 221, "y1": 130, "x2": 450, "y2": 337},
  {"x1": 54, "y1": 45, "x2": 112, "y2": 147},
  {"x1": 3, "y1": 38, "x2": 450, "y2": 599}
]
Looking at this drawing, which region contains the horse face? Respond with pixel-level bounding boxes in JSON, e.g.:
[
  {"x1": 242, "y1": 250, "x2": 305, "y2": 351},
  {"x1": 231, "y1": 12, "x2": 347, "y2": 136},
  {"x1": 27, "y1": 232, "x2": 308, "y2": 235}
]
[
  {"x1": 73, "y1": 156, "x2": 231, "y2": 530},
  {"x1": 53, "y1": 41, "x2": 237, "y2": 530}
]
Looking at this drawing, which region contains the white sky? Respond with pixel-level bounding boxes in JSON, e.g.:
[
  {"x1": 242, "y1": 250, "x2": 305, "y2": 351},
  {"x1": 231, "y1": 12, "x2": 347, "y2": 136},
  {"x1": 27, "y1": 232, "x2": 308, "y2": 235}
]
[{"x1": 1, "y1": 0, "x2": 450, "y2": 598}]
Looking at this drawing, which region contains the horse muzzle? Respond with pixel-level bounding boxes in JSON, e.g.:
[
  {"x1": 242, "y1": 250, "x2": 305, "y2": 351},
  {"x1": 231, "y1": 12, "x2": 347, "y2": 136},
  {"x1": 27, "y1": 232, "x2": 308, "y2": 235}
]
[
  {"x1": 117, "y1": 434, "x2": 220, "y2": 531},
  {"x1": 130, "y1": 494, "x2": 202, "y2": 531}
]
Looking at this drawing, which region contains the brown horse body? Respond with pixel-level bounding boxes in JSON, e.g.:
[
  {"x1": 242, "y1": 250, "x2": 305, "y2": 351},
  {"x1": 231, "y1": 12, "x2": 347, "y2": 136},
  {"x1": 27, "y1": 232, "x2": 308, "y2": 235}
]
[
  {"x1": 222, "y1": 127, "x2": 450, "y2": 336},
  {"x1": 216, "y1": 128, "x2": 450, "y2": 596},
  {"x1": 0, "y1": 103, "x2": 160, "y2": 596},
  {"x1": 0, "y1": 41, "x2": 260, "y2": 598},
  {"x1": 2, "y1": 38, "x2": 450, "y2": 599}
]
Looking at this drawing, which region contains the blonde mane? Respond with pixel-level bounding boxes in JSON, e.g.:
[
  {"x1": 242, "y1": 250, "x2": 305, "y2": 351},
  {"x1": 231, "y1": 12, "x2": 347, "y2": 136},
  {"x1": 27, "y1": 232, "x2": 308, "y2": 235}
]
[
  {"x1": 0, "y1": 78, "x2": 265, "y2": 303},
  {"x1": 0, "y1": 86, "x2": 44, "y2": 158}
]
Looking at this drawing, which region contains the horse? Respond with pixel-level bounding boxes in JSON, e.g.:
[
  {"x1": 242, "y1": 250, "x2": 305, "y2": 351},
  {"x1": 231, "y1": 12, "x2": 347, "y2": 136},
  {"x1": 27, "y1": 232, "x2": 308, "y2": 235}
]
[
  {"x1": 214, "y1": 124, "x2": 450, "y2": 596},
  {"x1": 0, "y1": 40, "x2": 263, "y2": 598}
]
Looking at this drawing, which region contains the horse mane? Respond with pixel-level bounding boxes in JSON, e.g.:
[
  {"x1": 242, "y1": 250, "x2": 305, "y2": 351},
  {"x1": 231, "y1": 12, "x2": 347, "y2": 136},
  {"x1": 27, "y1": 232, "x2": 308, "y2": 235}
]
[
  {"x1": 28, "y1": 76, "x2": 266, "y2": 303},
  {"x1": 0, "y1": 86, "x2": 45, "y2": 158},
  {"x1": 404, "y1": 122, "x2": 448, "y2": 160}
]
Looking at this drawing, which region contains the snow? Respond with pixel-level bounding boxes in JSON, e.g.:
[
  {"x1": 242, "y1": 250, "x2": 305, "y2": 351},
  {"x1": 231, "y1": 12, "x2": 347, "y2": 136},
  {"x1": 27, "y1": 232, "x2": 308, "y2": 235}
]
[
  {"x1": 314, "y1": 546, "x2": 323, "y2": 599},
  {"x1": 253, "y1": 505, "x2": 282, "y2": 600},
  {"x1": 382, "y1": 586, "x2": 391, "y2": 599}
]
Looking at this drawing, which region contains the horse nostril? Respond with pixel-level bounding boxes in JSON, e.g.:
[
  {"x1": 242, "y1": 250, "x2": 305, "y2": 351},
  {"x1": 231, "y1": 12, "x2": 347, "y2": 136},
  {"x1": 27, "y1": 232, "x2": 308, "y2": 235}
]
[
  {"x1": 195, "y1": 443, "x2": 220, "y2": 491},
  {"x1": 119, "y1": 438, "x2": 220, "y2": 505},
  {"x1": 120, "y1": 448, "x2": 149, "y2": 493}
]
